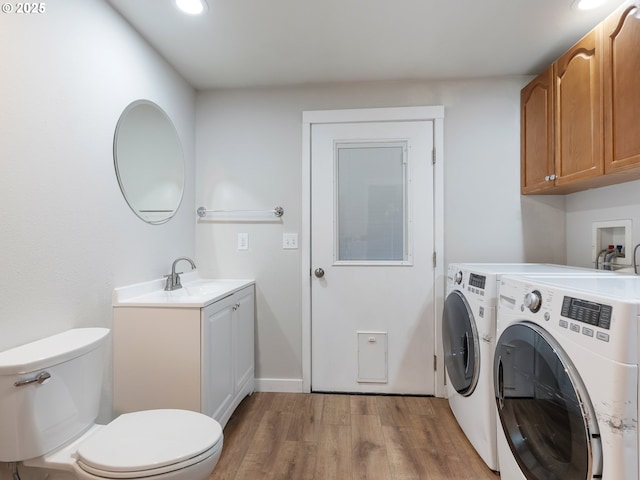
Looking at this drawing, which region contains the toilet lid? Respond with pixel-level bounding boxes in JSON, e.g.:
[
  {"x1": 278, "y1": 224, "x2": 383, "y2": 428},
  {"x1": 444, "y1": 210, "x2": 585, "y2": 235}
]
[{"x1": 76, "y1": 409, "x2": 222, "y2": 474}]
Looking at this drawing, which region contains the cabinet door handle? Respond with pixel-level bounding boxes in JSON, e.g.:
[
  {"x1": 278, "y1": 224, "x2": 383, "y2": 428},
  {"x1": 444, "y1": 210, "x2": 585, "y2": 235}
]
[
  {"x1": 545, "y1": 175, "x2": 550, "y2": 181},
  {"x1": 549, "y1": 174, "x2": 557, "y2": 180},
  {"x1": 232, "y1": 303, "x2": 240, "y2": 311}
]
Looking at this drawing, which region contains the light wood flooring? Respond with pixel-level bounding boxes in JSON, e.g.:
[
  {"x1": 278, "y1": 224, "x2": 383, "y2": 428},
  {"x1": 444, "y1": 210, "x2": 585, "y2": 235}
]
[{"x1": 208, "y1": 392, "x2": 500, "y2": 480}]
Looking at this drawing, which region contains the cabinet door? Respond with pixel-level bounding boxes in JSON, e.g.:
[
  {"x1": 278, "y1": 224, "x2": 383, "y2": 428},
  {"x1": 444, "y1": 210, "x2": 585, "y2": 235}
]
[
  {"x1": 201, "y1": 298, "x2": 234, "y2": 420},
  {"x1": 603, "y1": 5, "x2": 640, "y2": 173},
  {"x1": 234, "y1": 287, "x2": 255, "y2": 393},
  {"x1": 554, "y1": 27, "x2": 603, "y2": 186},
  {"x1": 521, "y1": 66, "x2": 554, "y2": 194}
]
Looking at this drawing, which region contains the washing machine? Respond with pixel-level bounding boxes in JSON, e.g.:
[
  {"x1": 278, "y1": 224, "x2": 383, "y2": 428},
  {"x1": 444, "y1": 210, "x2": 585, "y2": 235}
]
[
  {"x1": 494, "y1": 274, "x2": 640, "y2": 480},
  {"x1": 442, "y1": 263, "x2": 621, "y2": 472}
]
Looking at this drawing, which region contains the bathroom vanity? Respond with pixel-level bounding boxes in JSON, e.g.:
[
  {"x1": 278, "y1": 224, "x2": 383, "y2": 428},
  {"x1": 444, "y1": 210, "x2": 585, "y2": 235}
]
[{"x1": 112, "y1": 274, "x2": 255, "y2": 428}]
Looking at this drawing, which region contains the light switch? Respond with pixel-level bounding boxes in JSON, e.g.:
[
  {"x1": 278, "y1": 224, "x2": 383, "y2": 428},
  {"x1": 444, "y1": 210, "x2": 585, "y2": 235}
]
[
  {"x1": 283, "y1": 233, "x2": 298, "y2": 249},
  {"x1": 237, "y1": 233, "x2": 248, "y2": 250}
]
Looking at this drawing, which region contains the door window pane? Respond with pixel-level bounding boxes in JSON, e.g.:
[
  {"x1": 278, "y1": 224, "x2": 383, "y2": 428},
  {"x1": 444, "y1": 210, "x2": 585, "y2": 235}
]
[{"x1": 336, "y1": 142, "x2": 408, "y2": 263}]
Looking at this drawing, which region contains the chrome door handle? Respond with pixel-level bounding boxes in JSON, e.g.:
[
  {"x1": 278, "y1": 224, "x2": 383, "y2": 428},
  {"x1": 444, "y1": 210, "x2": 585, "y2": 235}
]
[
  {"x1": 314, "y1": 268, "x2": 325, "y2": 278},
  {"x1": 14, "y1": 371, "x2": 51, "y2": 387}
]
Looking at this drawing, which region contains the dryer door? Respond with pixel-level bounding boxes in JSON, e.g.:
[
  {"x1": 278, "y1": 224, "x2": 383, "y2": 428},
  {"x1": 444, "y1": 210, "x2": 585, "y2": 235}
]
[
  {"x1": 494, "y1": 322, "x2": 602, "y2": 480},
  {"x1": 442, "y1": 290, "x2": 480, "y2": 395}
]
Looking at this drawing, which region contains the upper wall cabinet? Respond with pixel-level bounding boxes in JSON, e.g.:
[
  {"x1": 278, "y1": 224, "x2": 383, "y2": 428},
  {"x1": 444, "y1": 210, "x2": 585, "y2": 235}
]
[
  {"x1": 603, "y1": 4, "x2": 640, "y2": 175},
  {"x1": 554, "y1": 27, "x2": 603, "y2": 189},
  {"x1": 522, "y1": 28, "x2": 603, "y2": 194},
  {"x1": 521, "y1": 66, "x2": 554, "y2": 194},
  {"x1": 522, "y1": 4, "x2": 640, "y2": 195}
]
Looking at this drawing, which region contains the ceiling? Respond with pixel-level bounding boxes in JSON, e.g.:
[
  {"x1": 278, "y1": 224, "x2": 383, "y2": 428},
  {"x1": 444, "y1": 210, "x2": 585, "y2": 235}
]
[{"x1": 106, "y1": 0, "x2": 627, "y2": 90}]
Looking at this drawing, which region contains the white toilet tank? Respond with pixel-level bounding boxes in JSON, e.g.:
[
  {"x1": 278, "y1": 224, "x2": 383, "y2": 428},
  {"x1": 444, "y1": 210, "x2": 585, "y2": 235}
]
[{"x1": 0, "y1": 328, "x2": 109, "y2": 462}]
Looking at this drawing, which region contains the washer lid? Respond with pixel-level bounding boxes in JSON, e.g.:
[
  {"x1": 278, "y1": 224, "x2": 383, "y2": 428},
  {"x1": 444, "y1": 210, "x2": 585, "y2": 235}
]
[{"x1": 76, "y1": 409, "x2": 222, "y2": 473}]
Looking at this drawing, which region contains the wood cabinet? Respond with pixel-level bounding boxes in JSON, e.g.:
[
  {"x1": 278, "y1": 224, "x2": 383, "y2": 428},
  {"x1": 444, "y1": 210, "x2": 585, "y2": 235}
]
[
  {"x1": 521, "y1": 5, "x2": 640, "y2": 194},
  {"x1": 521, "y1": 66, "x2": 554, "y2": 194},
  {"x1": 521, "y1": 29, "x2": 603, "y2": 194},
  {"x1": 113, "y1": 284, "x2": 255, "y2": 428},
  {"x1": 554, "y1": 27, "x2": 603, "y2": 188},
  {"x1": 603, "y1": 4, "x2": 640, "y2": 175}
]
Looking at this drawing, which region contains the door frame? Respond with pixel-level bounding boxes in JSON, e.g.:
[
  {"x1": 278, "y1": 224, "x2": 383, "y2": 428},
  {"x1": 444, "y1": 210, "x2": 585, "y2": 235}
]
[{"x1": 301, "y1": 106, "x2": 446, "y2": 396}]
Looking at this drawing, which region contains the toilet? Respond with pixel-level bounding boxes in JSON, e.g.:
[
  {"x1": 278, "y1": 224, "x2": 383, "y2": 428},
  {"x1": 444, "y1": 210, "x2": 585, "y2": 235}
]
[{"x1": 0, "y1": 328, "x2": 223, "y2": 480}]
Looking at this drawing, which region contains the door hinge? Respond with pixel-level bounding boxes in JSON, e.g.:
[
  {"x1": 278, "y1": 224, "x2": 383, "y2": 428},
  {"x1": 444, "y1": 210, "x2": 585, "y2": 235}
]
[
  {"x1": 432, "y1": 251, "x2": 437, "y2": 268},
  {"x1": 432, "y1": 148, "x2": 436, "y2": 165},
  {"x1": 434, "y1": 355, "x2": 437, "y2": 371}
]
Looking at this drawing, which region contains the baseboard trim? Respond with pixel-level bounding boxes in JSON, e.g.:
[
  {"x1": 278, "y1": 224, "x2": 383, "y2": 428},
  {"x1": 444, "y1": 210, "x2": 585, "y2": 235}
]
[{"x1": 255, "y1": 378, "x2": 304, "y2": 393}]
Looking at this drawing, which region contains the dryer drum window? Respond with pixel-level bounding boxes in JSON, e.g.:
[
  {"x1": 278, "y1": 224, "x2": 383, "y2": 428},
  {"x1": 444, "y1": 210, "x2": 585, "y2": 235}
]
[
  {"x1": 494, "y1": 322, "x2": 600, "y2": 480},
  {"x1": 442, "y1": 290, "x2": 480, "y2": 396}
]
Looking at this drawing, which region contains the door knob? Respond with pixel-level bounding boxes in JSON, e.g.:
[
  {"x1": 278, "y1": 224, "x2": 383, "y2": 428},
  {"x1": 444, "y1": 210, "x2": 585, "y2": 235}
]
[{"x1": 314, "y1": 268, "x2": 325, "y2": 278}]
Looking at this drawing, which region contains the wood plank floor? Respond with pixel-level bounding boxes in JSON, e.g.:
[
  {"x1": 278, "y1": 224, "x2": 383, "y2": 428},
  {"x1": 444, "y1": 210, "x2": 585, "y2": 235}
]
[{"x1": 208, "y1": 392, "x2": 500, "y2": 480}]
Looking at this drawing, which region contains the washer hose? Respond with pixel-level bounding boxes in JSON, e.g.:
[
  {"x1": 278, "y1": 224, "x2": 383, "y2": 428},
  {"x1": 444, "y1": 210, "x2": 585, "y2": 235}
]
[{"x1": 595, "y1": 248, "x2": 614, "y2": 270}]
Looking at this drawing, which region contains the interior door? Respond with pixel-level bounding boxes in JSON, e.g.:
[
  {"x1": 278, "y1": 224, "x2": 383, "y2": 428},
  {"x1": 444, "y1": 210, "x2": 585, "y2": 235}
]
[{"x1": 311, "y1": 121, "x2": 435, "y2": 394}]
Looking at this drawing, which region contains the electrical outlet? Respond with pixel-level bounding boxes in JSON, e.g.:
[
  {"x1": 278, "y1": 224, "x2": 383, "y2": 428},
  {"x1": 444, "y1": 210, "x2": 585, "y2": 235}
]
[
  {"x1": 238, "y1": 233, "x2": 249, "y2": 250},
  {"x1": 283, "y1": 233, "x2": 298, "y2": 249}
]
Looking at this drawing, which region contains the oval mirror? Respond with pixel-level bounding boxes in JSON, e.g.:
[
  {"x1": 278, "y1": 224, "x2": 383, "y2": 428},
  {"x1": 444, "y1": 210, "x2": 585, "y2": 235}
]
[{"x1": 114, "y1": 100, "x2": 184, "y2": 224}]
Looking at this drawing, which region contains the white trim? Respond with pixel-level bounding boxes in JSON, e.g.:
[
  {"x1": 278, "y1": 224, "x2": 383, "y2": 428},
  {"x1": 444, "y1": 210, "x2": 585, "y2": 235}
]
[
  {"x1": 301, "y1": 106, "x2": 446, "y2": 396},
  {"x1": 255, "y1": 378, "x2": 304, "y2": 393},
  {"x1": 433, "y1": 116, "x2": 446, "y2": 397},
  {"x1": 302, "y1": 105, "x2": 445, "y2": 124}
]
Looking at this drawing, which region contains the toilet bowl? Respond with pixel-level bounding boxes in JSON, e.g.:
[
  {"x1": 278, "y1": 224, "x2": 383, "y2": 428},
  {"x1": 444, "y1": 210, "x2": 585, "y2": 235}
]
[
  {"x1": 0, "y1": 328, "x2": 223, "y2": 480},
  {"x1": 24, "y1": 409, "x2": 223, "y2": 480}
]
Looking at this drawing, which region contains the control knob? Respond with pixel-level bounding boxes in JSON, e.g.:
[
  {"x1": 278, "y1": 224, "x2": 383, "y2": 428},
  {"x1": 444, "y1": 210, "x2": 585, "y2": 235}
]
[
  {"x1": 524, "y1": 290, "x2": 542, "y2": 313},
  {"x1": 454, "y1": 271, "x2": 463, "y2": 285}
]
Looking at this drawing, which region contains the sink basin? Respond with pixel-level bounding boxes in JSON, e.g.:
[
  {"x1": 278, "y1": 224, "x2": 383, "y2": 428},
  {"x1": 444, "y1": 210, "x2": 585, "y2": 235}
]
[
  {"x1": 113, "y1": 273, "x2": 254, "y2": 308},
  {"x1": 183, "y1": 280, "x2": 232, "y2": 298}
]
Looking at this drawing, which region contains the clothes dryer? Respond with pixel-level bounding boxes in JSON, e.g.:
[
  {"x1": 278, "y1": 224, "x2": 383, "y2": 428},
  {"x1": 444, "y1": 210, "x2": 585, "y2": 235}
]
[
  {"x1": 442, "y1": 263, "x2": 619, "y2": 471},
  {"x1": 494, "y1": 274, "x2": 640, "y2": 480}
]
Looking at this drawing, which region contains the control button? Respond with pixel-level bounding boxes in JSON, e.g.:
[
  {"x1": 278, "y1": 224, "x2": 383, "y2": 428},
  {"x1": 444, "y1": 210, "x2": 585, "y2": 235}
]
[
  {"x1": 544, "y1": 312, "x2": 550, "y2": 322},
  {"x1": 479, "y1": 306, "x2": 484, "y2": 318},
  {"x1": 570, "y1": 323, "x2": 580, "y2": 333},
  {"x1": 596, "y1": 332, "x2": 610, "y2": 343},
  {"x1": 524, "y1": 290, "x2": 542, "y2": 313},
  {"x1": 454, "y1": 271, "x2": 463, "y2": 285},
  {"x1": 480, "y1": 291, "x2": 484, "y2": 296},
  {"x1": 582, "y1": 327, "x2": 594, "y2": 337},
  {"x1": 559, "y1": 320, "x2": 568, "y2": 329}
]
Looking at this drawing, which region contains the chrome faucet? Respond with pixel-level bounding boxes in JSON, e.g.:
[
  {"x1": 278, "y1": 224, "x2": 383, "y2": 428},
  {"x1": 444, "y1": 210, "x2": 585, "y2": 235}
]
[{"x1": 164, "y1": 257, "x2": 196, "y2": 291}]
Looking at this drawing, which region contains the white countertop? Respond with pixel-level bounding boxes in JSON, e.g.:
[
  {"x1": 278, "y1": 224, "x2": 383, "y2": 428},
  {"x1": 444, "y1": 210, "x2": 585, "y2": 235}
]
[{"x1": 113, "y1": 272, "x2": 254, "y2": 308}]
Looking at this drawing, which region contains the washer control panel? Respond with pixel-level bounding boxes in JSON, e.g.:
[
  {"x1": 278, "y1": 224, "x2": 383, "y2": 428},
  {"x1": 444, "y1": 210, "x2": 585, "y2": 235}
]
[
  {"x1": 561, "y1": 296, "x2": 612, "y2": 330},
  {"x1": 468, "y1": 273, "x2": 486, "y2": 289}
]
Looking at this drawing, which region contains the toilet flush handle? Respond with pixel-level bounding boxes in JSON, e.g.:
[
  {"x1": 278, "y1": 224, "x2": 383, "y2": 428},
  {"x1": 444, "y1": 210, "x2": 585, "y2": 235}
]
[{"x1": 14, "y1": 371, "x2": 51, "y2": 387}]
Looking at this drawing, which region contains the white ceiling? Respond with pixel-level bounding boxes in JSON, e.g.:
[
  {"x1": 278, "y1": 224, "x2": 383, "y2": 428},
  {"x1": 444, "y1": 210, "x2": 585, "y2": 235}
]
[{"x1": 106, "y1": 0, "x2": 627, "y2": 90}]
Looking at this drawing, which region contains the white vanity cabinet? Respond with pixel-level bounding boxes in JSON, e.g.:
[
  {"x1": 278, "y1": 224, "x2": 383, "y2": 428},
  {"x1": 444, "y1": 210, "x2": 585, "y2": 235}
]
[
  {"x1": 201, "y1": 286, "x2": 255, "y2": 425},
  {"x1": 113, "y1": 281, "x2": 255, "y2": 428}
]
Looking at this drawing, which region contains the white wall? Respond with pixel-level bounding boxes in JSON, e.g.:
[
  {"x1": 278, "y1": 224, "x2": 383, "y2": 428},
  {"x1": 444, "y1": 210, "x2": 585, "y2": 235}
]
[
  {"x1": 0, "y1": 0, "x2": 195, "y2": 463},
  {"x1": 566, "y1": 179, "x2": 640, "y2": 269},
  {"x1": 195, "y1": 78, "x2": 567, "y2": 387}
]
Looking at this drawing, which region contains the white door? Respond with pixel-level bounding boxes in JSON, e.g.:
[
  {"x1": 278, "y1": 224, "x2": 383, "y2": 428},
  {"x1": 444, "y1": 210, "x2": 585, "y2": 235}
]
[{"x1": 311, "y1": 120, "x2": 435, "y2": 394}]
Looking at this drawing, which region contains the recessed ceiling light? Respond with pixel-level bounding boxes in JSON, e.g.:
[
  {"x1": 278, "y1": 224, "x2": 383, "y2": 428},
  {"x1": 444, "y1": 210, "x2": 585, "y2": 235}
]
[
  {"x1": 571, "y1": 0, "x2": 608, "y2": 10},
  {"x1": 175, "y1": 0, "x2": 208, "y2": 15}
]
